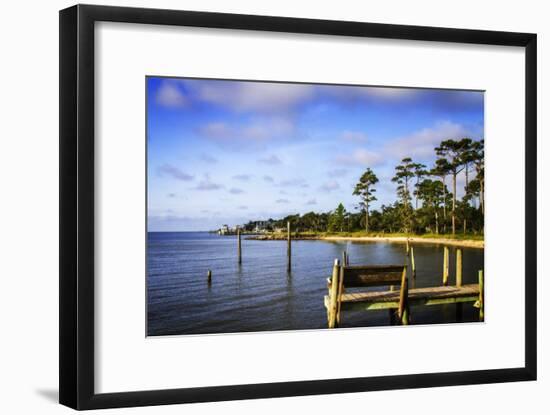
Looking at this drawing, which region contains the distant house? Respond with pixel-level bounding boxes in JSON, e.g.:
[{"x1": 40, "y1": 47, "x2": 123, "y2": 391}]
[
  {"x1": 254, "y1": 221, "x2": 268, "y2": 233},
  {"x1": 218, "y1": 224, "x2": 230, "y2": 235}
]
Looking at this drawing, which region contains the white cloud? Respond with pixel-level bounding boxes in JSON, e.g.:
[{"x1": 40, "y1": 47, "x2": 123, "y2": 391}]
[
  {"x1": 363, "y1": 87, "x2": 418, "y2": 99},
  {"x1": 192, "y1": 81, "x2": 315, "y2": 113},
  {"x1": 319, "y1": 181, "x2": 340, "y2": 192},
  {"x1": 305, "y1": 198, "x2": 317, "y2": 205},
  {"x1": 197, "y1": 117, "x2": 295, "y2": 148},
  {"x1": 258, "y1": 155, "x2": 282, "y2": 165},
  {"x1": 323, "y1": 84, "x2": 420, "y2": 103},
  {"x1": 198, "y1": 122, "x2": 232, "y2": 140},
  {"x1": 200, "y1": 154, "x2": 218, "y2": 163},
  {"x1": 335, "y1": 149, "x2": 383, "y2": 167},
  {"x1": 155, "y1": 81, "x2": 188, "y2": 108},
  {"x1": 194, "y1": 174, "x2": 223, "y2": 191},
  {"x1": 278, "y1": 178, "x2": 308, "y2": 188},
  {"x1": 157, "y1": 164, "x2": 194, "y2": 181},
  {"x1": 263, "y1": 175, "x2": 274, "y2": 182},
  {"x1": 385, "y1": 121, "x2": 473, "y2": 160},
  {"x1": 229, "y1": 188, "x2": 245, "y2": 194},
  {"x1": 276, "y1": 199, "x2": 290, "y2": 204}
]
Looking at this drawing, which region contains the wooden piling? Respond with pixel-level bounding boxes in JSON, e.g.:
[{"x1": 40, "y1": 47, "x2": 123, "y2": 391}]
[
  {"x1": 388, "y1": 261, "x2": 395, "y2": 323},
  {"x1": 342, "y1": 251, "x2": 348, "y2": 267},
  {"x1": 443, "y1": 246, "x2": 449, "y2": 286},
  {"x1": 406, "y1": 238, "x2": 410, "y2": 256},
  {"x1": 478, "y1": 269, "x2": 484, "y2": 321},
  {"x1": 207, "y1": 269, "x2": 212, "y2": 284},
  {"x1": 328, "y1": 259, "x2": 340, "y2": 328},
  {"x1": 456, "y1": 248, "x2": 462, "y2": 287},
  {"x1": 455, "y1": 248, "x2": 463, "y2": 321},
  {"x1": 287, "y1": 221, "x2": 291, "y2": 272},
  {"x1": 237, "y1": 226, "x2": 242, "y2": 264},
  {"x1": 336, "y1": 258, "x2": 345, "y2": 324},
  {"x1": 410, "y1": 246, "x2": 416, "y2": 278},
  {"x1": 398, "y1": 267, "x2": 409, "y2": 325}
]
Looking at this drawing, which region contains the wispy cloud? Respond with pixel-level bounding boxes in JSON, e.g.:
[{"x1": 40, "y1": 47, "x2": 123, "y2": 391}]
[
  {"x1": 276, "y1": 199, "x2": 290, "y2": 204},
  {"x1": 194, "y1": 174, "x2": 223, "y2": 191},
  {"x1": 258, "y1": 155, "x2": 282, "y2": 165},
  {"x1": 229, "y1": 188, "x2": 245, "y2": 194},
  {"x1": 189, "y1": 80, "x2": 315, "y2": 114},
  {"x1": 384, "y1": 121, "x2": 476, "y2": 161},
  {"x1": 200, "y1": 154, "x2": 218, "y2": 163},
  {"x1": 335, "y1": 149, "x2": 383, "y2": 167},
  {"x1": 157, "y1": 164, "x2": 194, "y2": 181},
  {"x1": 238, "y1": 205, "x2": 248, "y2": 210},
  {"x1": 319, "y1": 181, "x2": 340, "y2": 192},
  {"x1": 167, "y1": 193, "x2": 176, "y2": 198},
  {"x1": 263, "y1": 175, "x2": 274, "y2": 183},
  {"x1": 155, "y1": 80, "x2": 188, "y2": 108},
  {"x1": 197, "y1": 118, "x2": 295, "y2": 149},
  {"x1": 232, "y1": 174, "x2": 252, "y2": 181},
  {"x1": 305, "y1": 198, "x2": 317, "y2": 205},
  {"x1": 278, "y1": 178, "x2": 309, "y2": 188}
]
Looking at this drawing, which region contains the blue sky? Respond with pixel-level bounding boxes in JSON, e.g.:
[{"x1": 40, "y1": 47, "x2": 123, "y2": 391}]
[{"x1": 147, "y1": 77, "x2": 483, "y2": 232}]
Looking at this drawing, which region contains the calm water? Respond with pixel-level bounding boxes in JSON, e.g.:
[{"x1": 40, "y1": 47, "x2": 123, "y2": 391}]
[{"x1": 147, "y1": 232, "x2": 484, "y2": 336}]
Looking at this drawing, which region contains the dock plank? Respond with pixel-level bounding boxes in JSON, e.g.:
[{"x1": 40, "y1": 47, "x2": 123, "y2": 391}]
[{"x1": 324, "y1": 284, "x2": 480, "y2": 312}]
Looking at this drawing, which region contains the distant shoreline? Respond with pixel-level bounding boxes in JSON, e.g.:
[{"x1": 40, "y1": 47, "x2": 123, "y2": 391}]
[
  {"x1": 248, "y1": 234, "x2": 484, "y2": 248},
  {"x1": 322, "y1": 235, "x2": 484, "y2": 249}
]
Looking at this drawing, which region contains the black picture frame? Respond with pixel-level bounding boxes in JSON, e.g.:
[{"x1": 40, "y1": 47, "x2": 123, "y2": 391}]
[{"x1": 60, "y1": 4, "x2": 537, "y2": 410}]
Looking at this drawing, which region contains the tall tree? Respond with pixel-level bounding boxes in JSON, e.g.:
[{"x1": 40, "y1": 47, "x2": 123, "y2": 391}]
[
  {"x1": 471, "y1": 139, "x2": 485, "y2": 216},
  {"x1": 431, "y1": 158, "x2": 451, "y2": 233},
  {"x1": 411, "y1": 162, "x2": 427, "y2": 210},
  {"x1": 353, "y1": 168, "x2": 379, "y2": 233},
  {"x1": 458, "y1": 138, "x2": 475, "y2": 233},
  {"x1": 328, "y1": 203, "x2": 347, "y2": 232},
  {"x1": 392, "y1": 158, "x2": 416, "y2": 233},
  {"x1": 435, "y1": 139, "x2": 471, "y2": 235},
  {"x1": 416, "y1": 179, "x2": 446, "y2": 234}
]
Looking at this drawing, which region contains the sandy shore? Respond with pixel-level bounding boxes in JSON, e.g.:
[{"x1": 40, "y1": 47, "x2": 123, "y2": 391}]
[
  {"x1": 322, "y1": 236, "x2": 484, "y2": 249},
  {"x1": 247, "y1": 234, "x2": 484, "y2": 248}
]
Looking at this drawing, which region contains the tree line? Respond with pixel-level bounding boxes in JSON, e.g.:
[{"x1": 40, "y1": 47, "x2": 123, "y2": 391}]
[{"x1": 242, "y1": 138, "x2": 484, "y2": 236}]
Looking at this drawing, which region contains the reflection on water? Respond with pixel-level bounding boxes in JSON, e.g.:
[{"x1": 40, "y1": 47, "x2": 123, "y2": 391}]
[{"x1": 147, "y1": 232, "x2": 484, "y2": 336}]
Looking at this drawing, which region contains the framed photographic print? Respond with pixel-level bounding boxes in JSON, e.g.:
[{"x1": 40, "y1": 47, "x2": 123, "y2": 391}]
[{"x1": 60, "y1": 4, "x2": 537, "y2": 410}]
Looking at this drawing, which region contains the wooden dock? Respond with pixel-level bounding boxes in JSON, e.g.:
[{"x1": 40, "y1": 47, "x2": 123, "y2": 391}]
[
  {"x1": 324, "y1": 247, "x2": 484, "y2": 328},
  {"x1": 324, "y1": 284, "x2": 480, "y2": 312}
]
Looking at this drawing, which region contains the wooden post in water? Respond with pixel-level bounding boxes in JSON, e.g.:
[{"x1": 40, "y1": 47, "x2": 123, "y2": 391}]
[
  {"x1": 406, "y1": 238, "x2": 410, "y2": 256},
  {"x1": 456, "y1": 248, "x2": 462, "y2": 287},
  {"x1": 443, "y1": 246, "x2": 449, "y2": 286},
  {"x1": 287, "y1": 221, "x2": 291, "y2": 272},
  {"x1": 336, "y1": 256, "x2": 346, "y2": 325},
  {"x1": 342, "y1": 251, "x2": 348, "y2": 267},
  {"x1": 328, "y1": 259, "x2": 340, "y2": 328},
  {"x1": 398, "y1": 266, "x2": 409, "y2": 325},
  {"x1": 478, "y1": 269, "x2": 484, "y2": 321},
  {"x1": 410, "y1": 246, "x2": 416, "y2": 279},
  {"x1": 237, "y1": 226, "x2": 242, "y2": 264},
  {"x1": 455, "y1": 248, "x2": 463, "y2": 321},
  {"x1": 207, "y1": 269, "x2": 212, "y2": 284},
  {"x1": 388, "y1": 256, "x2": 396, "y2": 324}
]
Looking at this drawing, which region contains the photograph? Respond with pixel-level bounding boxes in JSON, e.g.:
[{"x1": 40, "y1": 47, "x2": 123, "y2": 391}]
[{"x1": 146, "y1": 77, "x2": 485, "y2": 336}]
